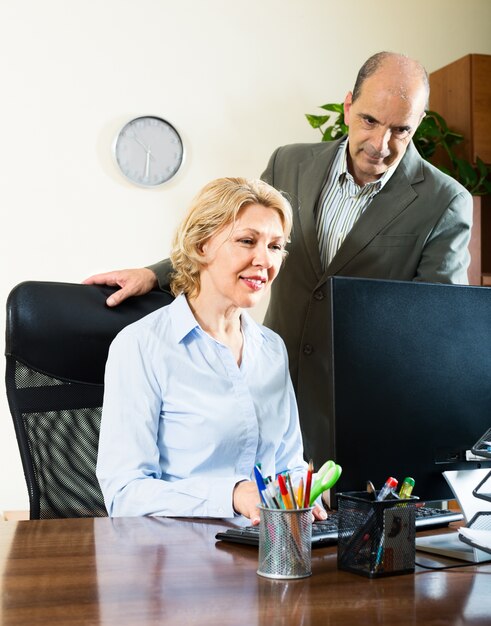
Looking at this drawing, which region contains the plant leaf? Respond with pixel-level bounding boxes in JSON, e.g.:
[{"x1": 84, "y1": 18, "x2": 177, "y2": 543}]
[
  {"x1": 426, "y1": 110, "x2": 449, "y2": 132},
  {"x1": 319, "y1": 103, "x2": 344, "y2": 113},
  {"x1": 305, "y1": 114, "x2": 329, "y2": 129}
]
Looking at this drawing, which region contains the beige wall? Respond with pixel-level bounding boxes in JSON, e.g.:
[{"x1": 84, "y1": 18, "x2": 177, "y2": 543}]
[{"x1": 1, "y1": 0, "x2": 490, "y2": 511}]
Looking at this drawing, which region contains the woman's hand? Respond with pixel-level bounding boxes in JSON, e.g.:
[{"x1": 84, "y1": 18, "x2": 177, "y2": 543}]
[
  {"x1": 233, "y1": 481, "x2": 328, "y2": 526},
  {"x1": 312, "y1": 503, "x2": 328, "y2": 522},
  {"x1": 233, "y1": 480, "x2": 261, "y2": 525}
]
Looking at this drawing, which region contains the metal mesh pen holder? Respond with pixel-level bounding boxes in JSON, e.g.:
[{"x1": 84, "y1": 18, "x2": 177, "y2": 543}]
[
  {"x1": 257, "y1": 506, "x2": 313, "y2": 579},
  {"x1": 337, "y1": 491, "x2": 417, "y2": 578}
]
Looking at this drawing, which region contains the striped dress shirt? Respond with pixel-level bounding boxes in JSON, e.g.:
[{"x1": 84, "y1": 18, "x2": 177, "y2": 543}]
[{"x1": 315, "y1": 139, "x2": 396, "y2": 270}]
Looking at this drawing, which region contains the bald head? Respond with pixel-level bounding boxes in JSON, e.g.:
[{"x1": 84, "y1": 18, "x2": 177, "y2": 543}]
[
  {"x1": 352, "y1": 52, "x2": 429, "y2": 109},
  {"x1": 343, "y1": 52, "x2": 429, "y2": 186}
]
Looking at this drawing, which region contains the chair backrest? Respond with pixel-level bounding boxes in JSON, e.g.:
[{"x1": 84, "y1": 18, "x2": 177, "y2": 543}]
[{"x1": 5, "y1": 281, "x2": 174, "y2": 519}]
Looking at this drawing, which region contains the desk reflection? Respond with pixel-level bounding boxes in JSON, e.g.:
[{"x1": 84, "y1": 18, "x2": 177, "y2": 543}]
[
  {"x1": 94, "y1": 516, "x2": 324, "y2": 625},
  {"x1": 0, "y1": 517, "x2": 489, "y2": 626}
]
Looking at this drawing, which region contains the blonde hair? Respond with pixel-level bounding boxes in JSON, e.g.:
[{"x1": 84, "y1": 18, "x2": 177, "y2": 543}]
[{"x1": 169, "y1": 177, "x2": 292, "y2": 298}]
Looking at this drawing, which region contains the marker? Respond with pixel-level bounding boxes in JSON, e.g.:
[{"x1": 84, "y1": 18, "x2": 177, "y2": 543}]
[
  {"x1": 376, "y1": 477, "x2": 398, "y2": 501},
  {"x1": 398, "y1": 477, "x2": 415, "y2": 500}
]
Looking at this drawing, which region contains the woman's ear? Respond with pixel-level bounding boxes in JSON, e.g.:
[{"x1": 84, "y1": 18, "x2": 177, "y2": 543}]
[{"x1": 196, "y1": 240, "x2": 211, "y2": 266}]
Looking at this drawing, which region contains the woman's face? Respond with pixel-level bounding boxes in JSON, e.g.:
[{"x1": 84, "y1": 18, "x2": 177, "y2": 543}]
[{"x1": 199, "y1": 203, "x2": 287, "y2": 310}]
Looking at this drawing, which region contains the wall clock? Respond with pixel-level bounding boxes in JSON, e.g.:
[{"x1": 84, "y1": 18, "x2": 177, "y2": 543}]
[{"x1": 114, "y1": 115, "x2": 184, "y2": 187}]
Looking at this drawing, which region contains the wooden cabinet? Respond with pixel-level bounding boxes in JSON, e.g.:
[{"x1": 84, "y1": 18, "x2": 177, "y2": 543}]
[
  {"x1": 430, "y1": 54, "x2": 491, "y2": 165},
  {"x1": 429, "y1": 54, "x2": 491, "y2": 285}
]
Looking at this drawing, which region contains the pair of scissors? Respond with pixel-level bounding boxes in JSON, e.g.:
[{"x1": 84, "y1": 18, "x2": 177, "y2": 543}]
[{"x1": 309, "y1": 459, "x2": 342, "y2": 504}]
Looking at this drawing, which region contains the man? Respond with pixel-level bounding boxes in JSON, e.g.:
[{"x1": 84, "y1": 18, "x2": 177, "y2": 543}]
[{"x1": 85, "y1": 52, "x2": 472, "y2": 468}]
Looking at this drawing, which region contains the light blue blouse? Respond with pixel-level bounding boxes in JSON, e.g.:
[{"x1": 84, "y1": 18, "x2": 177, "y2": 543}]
[{"x1": 96, "y1": 294, "x2": 307, "y2": 518}]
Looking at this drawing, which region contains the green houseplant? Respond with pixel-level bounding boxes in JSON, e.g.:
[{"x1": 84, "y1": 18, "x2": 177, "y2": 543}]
[{"x1": 306, "y1": 104, "x2": 491, "y2": 196}]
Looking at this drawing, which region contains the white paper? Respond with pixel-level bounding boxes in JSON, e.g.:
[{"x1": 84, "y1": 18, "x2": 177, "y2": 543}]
[{"x1": 459, "y1": 527, "x2": 491, "y2": 551}]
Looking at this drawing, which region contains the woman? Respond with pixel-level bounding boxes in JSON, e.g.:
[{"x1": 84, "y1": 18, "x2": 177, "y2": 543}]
[{"x1": 96, "y1": 177, "x2": 326, "y2": 523}]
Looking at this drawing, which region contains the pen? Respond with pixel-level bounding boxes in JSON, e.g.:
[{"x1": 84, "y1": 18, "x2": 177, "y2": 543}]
[
  {"x1": 266, "y1": 481, "x2": 281, "y2": 509},
  {"x1": 278, "y1": 473, "x2": 294, "y2": 509},
  {"x1": 374, "y1": 533, "x2": 385, "y2": 571},
  {"x1": 254, "y1": 465, "x2": 270, "y2": 507},
  {"x1": 303, "y1": 460, "x2": 314, "y2": 508},
  {"x1": 377, "y1": 477, "x2": 398, "y2": 501}
]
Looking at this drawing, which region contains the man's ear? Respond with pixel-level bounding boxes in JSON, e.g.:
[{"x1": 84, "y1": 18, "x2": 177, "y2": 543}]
[
  {"x1": 413, "y1": 110, "x2": 426, "y2": 134},
  {"x1": 343, "y1": 91, "x2": 353, "y2": 126}
]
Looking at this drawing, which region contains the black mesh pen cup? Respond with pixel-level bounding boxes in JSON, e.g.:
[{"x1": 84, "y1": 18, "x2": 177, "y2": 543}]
[
  {"x1": 337, "y1": 491, "x2": 417, "y2": 578},
  {"x1": 257, "y1": 506, "x2": 313, "y2": 579}
]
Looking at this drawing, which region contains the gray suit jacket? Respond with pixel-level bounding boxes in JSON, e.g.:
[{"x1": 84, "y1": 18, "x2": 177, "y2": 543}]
[{"x1": 151, "y1": 138, "x2": 472, "y2": 467}]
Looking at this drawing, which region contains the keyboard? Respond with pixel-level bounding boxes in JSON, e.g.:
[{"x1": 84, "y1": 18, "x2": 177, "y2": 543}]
[{"x1": 215, "y1": 505, "x2": 464, "y2": 548}]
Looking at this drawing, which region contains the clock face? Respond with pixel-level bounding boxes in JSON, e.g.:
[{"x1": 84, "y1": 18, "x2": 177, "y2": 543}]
[{"x1": 114, "y1": 116, "x2": 184, "y2": 187}]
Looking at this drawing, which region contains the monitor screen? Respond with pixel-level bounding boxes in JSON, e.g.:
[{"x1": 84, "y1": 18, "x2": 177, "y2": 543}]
[{"x1": 326, "y1": 277, "x2": 491, "y2": 502}]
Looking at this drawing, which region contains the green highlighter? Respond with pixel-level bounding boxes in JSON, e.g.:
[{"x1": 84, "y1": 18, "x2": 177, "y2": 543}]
[
  {"x1": 398, "y1": 477, "x2": 415, "y2": 499},
  {"x1": 309, "y1": 459, "x2": 342, "y2": 505}
]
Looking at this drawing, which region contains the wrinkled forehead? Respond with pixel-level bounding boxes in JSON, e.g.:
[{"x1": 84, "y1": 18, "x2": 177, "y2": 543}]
[
  {"x1": 355, "y1": 74, "x2": 427, "y2": 124},
  {"x1": 363, "y1": 67, "x2": 427, "y2": 108}
]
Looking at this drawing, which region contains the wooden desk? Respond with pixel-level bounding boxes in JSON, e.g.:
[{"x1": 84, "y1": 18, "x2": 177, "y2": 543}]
[{"x1": 1, "y1": 517, "x2": 490, "y2": 625}]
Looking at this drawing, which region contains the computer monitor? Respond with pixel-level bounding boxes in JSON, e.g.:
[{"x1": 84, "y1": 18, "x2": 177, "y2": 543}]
[{"x1": 326, "y1": 277, "x2": 491, "y2": 502}]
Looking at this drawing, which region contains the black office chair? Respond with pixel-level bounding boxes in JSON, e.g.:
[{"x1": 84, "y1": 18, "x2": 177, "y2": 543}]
[{"x1": 5, "y1": 281, "x2": 174, "y2": 519}]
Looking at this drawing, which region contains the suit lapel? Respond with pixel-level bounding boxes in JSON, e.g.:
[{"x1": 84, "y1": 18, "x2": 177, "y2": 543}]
[
  {"x1": 297, "y1": 141, "x2": 340, "y2": 279},
  {"x1": 325, "y1": 143, "x2": 423, "y2": 277}
]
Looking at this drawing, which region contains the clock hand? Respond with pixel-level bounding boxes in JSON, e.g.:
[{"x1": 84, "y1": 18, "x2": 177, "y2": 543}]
[
  {"x1": 131, "y1": 133, "x2": 151, "y2": 153},
  {"x1": 144, "y1": 151, "x2": 151, "y2": 179}
]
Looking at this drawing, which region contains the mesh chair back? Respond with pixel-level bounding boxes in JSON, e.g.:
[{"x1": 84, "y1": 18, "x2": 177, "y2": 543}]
[{"x1": 5, "y1": 281, "x2": 174, "y2": 519}]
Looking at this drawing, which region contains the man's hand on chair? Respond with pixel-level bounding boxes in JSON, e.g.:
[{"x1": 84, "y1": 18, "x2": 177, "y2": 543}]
[{"x1": 83, "y1": 268, "x2": 158, "y2": 307}]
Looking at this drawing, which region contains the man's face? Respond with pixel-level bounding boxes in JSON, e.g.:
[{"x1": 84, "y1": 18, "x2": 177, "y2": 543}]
[{"x1": 343, "y1": 70, "x2": 427, "y2": 186}]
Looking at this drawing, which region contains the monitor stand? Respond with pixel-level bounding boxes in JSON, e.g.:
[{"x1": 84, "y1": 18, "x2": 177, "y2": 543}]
[{"x1": 415, "y1": 469, "x2": 491, "y2": 563}]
